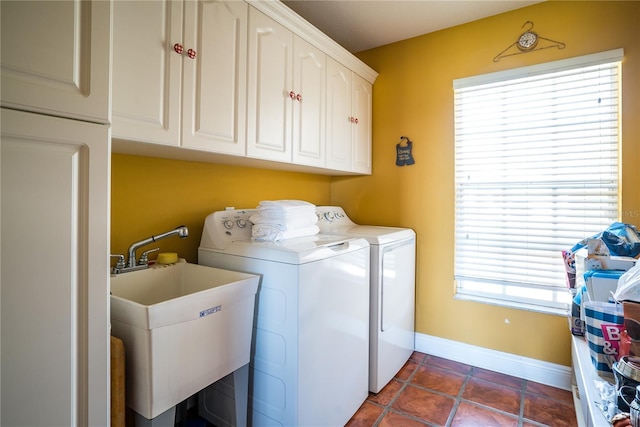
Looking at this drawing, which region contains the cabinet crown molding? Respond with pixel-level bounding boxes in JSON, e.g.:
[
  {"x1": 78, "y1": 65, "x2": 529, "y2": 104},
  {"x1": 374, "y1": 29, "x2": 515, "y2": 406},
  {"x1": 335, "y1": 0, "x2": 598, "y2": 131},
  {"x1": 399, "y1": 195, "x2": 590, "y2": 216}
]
[{"x1": 247, "y1": 0, "x2": 378, "y2": 83}]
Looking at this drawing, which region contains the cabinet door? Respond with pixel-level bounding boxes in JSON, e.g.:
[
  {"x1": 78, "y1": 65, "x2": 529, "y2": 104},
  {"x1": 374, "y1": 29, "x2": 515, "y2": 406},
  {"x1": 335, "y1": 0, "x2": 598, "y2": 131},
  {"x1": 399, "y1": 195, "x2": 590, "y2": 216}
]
[
  {"x1": 112, "y1": 0, "x2": 182, "y2": 146},
  {"x1": 0, "y1": 0, "x2": 110, "y2": 124},
  {"x1": 326, "y1": 58, "x2": 353, "y2": 171},
  {"x1": 182, "y1": 0, "x2": 247, "y2": 155},
  {"x1": 352, "y1": 74, "x2": 373, "y2": 174},
  {"x1": 1, "y1": 108, "x2": 110, "y2": 426},
  {"x1": 292, "y1": 37, "x2": 326, "y2": 168},
  {"x1": 246, "y1": 7, "x2": 293, "y2": 162}
]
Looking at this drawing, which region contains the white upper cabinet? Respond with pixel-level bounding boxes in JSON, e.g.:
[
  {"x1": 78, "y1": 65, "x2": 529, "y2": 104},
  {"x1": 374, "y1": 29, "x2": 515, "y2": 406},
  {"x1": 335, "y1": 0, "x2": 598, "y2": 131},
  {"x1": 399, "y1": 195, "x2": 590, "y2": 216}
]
[
  {"x1": 0, "y1": 0, "x2": 111, "y2": 124},
  {"x1": 351, "y1": 73, "x2": 373, "y2": 174},
  {"x1": 112, "y1": 0, "x2": 248, "y2": 156},
  {"x1": 292, "y1": 37, "x2": 326, "y2": 168},
  {"x1": 182, "y1": 0, "x2": 247, "y2": 155},
  {"x1": 111, "y1": 0, "x2": 377, "y2": 175},
  {"x1": 246, "y1": 8, "x2": 293, "y2": 162},
  {"x1": 326, "y1": 58, "x2": 353, "y2": 171},
  {"x1": 326, "y1": 58, "x2": 373, "y2": 174},
  {"x1": 112, "y1": 0, "x2": 182, "y2": 145},
  {"x1": 247, "y1": 7, "x2": 326, "y2": 166}
]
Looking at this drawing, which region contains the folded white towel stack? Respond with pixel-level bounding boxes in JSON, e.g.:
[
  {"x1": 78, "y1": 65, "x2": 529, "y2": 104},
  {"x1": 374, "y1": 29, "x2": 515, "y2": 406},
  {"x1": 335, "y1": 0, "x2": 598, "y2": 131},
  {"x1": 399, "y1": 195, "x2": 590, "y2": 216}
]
[{"x1": 251, "y1": 200, "x2": 319, "y2": 241}]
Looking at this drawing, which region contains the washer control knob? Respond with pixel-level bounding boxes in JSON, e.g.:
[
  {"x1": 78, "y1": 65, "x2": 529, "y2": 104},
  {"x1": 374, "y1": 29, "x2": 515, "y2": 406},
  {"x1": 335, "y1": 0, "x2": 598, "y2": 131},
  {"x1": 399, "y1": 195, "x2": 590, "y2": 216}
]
[
  {"x1": 223, "y1": 220, "x2": 234, "y2": 229},
  {"x1": 324, "y1": 212, "x2": 335, "y2": 221},
  {"x1": 237, "y1": 219, "x2": 248, "y2": 228}
]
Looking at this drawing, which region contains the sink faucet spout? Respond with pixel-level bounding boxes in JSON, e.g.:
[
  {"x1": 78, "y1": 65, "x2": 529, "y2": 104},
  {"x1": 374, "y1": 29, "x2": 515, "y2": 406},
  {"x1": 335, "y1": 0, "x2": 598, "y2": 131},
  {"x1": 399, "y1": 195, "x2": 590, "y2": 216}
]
[{"x1": 126, "y1": 226, "x2": 189, "y2": 268}]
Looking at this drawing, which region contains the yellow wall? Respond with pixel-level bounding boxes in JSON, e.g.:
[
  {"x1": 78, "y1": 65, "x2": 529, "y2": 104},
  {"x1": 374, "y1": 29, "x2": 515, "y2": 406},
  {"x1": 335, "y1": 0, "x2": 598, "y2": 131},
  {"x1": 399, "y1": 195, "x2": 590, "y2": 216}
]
[
  {"x1": 110, "y1": 155, "x2": 331, "y2": 262},
  {"x1": 337, "y1": 0, "x2": 640, "y2": 366},
  {"x1": 111, "y1": 0, "x2": 640, "y2": 368}
]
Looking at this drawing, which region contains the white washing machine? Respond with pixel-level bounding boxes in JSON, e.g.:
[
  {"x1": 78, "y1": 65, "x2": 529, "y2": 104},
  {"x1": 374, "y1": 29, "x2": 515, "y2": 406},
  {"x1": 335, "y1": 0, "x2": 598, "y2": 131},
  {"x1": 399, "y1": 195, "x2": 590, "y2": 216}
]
[
  {"x1": 197, "y1": 208, "x2": 370, "y2": 427},
  {"x1": 316, "y1": 206, "x2": 416, "y2": 394}
]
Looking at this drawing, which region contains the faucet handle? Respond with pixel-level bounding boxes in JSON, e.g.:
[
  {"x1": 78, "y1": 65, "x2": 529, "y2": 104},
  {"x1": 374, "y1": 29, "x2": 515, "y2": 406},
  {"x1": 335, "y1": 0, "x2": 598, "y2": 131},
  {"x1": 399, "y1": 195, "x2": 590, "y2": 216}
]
[
  {"x1": 139, "y1": 247, "x2": 160, "y2": 265},
  {"x1": 110, "y1": 254, "x2": 126, "y2": 269}
]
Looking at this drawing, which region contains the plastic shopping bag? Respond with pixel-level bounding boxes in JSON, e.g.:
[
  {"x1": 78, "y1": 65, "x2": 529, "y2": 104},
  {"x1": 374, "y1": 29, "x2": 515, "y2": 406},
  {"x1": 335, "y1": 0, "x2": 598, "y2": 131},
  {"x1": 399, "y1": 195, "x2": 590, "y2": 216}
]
[
  {"x1": 602, "y1": 222, "x2": 640, "y2": 257},
  {"x1": 613, "y1": 262, "x2": 640, "y2": 302}
]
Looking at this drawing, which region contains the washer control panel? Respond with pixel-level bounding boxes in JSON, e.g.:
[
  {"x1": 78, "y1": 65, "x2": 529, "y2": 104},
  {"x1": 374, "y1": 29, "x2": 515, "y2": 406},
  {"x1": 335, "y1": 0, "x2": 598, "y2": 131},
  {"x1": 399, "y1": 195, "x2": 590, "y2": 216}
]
[
  {"x1": 315, "y1": 206, "x2": 355, "y2": 230},
  {"x1": 222, "y1": 217, "x2": 251, "y2": 231},
  {"x1": 200, "y1": 208, "x2": 256, "y2": 249}
]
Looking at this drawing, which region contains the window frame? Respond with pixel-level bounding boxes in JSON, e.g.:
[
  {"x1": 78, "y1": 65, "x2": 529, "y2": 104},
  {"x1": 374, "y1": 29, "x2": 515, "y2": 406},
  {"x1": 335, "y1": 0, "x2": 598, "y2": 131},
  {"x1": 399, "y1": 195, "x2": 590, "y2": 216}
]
[{"x1": 453, "y1": 49, "x2": 623, "y2": 315}]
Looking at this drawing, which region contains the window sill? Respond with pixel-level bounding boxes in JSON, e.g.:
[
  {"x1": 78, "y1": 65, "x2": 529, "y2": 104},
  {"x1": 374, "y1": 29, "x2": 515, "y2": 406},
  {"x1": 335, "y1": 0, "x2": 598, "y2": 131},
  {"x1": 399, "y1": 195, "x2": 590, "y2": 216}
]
[{"x1": 454, "y1": 293, "x2": 569, "y2": 317}]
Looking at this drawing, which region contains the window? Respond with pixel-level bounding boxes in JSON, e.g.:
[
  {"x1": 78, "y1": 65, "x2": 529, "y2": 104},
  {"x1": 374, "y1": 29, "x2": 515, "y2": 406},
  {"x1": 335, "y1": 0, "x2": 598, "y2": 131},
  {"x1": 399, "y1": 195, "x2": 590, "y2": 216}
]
[{"x1": 453, "y1": 49, "x2": 622, "y2": 314}]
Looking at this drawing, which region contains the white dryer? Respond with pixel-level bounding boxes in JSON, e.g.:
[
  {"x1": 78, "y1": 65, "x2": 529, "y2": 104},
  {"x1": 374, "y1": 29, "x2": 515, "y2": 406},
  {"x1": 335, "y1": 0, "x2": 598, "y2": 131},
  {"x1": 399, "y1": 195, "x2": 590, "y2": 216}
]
[
  {"x1": 316, "y1": 206, "x2": 416, "y2": 393},
  {"x1": 198, "y1": 208, "x2": 370, "y2": 427}
]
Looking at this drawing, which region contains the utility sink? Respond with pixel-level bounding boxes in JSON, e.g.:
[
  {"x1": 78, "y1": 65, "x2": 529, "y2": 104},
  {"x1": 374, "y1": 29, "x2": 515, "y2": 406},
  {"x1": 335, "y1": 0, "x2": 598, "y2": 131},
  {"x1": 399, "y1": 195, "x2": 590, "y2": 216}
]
[{"x1": 110, "y1": 261, "x2": 260, "y2": 420}]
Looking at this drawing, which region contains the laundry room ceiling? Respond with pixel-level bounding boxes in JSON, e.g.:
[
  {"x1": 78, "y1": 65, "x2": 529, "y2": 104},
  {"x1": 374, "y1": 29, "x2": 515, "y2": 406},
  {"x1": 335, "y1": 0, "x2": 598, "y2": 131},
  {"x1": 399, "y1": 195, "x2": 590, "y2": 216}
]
[{"x1": 282, "y1": 0, "x2": 543, "y2": 53}]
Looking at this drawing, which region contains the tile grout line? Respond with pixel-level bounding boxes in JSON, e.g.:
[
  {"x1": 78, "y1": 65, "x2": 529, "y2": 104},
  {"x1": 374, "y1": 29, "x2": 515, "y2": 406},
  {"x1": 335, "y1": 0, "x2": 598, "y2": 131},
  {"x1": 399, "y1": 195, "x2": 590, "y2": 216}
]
[
  {"x1": 519, "y1": 379, "x2": 527, "y2": 427},
  {"x1": 371, "y1": 356, "x2": 423, "y2": 427},
  {"x1": 453, "y1": 366, "x2": 523, "y2": 426},
  {"x1": 409, "y1": 354, "x2": 451, "y2": 427},
  {"x1": 371, "y1": 382, "x2": 407, "y2": 427},
  {"x1": 444, "y1": 366, "x2": 474, "y2": 427},
  {"x1": 376, "y1": 353, "x2": 455, "y2": 427}
]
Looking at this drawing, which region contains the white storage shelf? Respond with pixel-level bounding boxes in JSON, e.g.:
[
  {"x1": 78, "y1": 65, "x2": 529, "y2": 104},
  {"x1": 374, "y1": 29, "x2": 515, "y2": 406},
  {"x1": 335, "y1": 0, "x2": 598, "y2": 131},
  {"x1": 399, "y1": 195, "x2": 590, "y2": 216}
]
[{"x1": 571, "y1": 335, "x2": 612, "y2": 427}]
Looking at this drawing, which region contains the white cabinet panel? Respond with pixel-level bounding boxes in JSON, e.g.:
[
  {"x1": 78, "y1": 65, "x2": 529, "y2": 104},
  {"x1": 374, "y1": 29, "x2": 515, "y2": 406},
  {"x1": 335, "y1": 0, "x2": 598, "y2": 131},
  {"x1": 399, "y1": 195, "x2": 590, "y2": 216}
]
[
  {"x1": 247, "y1": 8, "x2": 328, "y2": 167},
  {"x1": 292, "y1": 37, "x2": 325, "y2": 168},
  {"x1": 246, "y1": 7, "x2": 293, "y2": 162},
  {"x1": 112, "y1": 0, "x2": 182, "y2": 145},
  {"x1": 326, "y1": 57, "x2": 372, "y2": 174},
  {"x1": 182, "y1": 0, "x2": 247, "y2": 155},
  {"x1": 113, "y1": 0, "x2": 248, "y2": 155},
  {"x1": 1, "y1": 108, "x2": 110, "y2": 426},
  {"x1": 352, "y1": 74, "x2": 373, "y2": 174},
  {"x1": 0, "y1": 0, "x2": 111, "y2": 124},
  {"x1": 326, "y1": 58, "x2": 353, "y2": 171}
]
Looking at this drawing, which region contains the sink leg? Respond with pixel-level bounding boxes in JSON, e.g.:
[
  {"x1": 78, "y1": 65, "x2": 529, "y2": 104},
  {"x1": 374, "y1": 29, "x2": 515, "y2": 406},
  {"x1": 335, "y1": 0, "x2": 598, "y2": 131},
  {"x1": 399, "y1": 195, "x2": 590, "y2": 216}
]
[
  {"x1": 198, "y1": 363, "x2": 250, "y2": 427},
  {"x1": 133, "y1": 406, "x2": 176, "y2": 427},
  {"x1": 175, "y1": 399, "x2": 188, "y2": 427},
  {"x1": 233, "y1": 364, "x2": 249, "y2": 427}
]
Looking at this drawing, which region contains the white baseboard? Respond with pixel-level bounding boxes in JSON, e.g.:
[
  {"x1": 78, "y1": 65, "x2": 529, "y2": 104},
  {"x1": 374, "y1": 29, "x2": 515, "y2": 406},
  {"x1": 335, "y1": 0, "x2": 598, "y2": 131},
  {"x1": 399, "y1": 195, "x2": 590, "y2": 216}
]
[{"x1": 414, "y1": 332, "x2": 572, "y2": 391}]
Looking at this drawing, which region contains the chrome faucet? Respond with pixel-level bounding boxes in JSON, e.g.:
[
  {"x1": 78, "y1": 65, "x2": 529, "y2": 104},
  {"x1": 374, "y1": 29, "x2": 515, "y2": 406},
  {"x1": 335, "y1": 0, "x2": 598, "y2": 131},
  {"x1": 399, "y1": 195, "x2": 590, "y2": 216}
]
[
  {"x1": 111, "y1": 225, "x2": 189, "y2": 274},
  {"x1": 126, "y1": 225, "x2": 189, "y2": 268}
]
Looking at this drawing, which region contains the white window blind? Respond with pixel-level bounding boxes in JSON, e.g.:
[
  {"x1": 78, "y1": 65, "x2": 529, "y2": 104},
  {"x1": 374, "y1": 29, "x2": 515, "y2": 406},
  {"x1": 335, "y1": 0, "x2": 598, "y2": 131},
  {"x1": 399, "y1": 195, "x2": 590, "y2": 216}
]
[{"x1": 453, "y1": 49, "x2": 622, "y2": 313}]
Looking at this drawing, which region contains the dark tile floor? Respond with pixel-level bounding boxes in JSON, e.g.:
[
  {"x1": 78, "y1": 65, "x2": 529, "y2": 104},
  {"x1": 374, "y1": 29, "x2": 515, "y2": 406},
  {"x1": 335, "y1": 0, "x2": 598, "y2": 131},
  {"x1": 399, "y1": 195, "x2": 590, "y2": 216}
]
[{"x1": 346, "y1": 351, "x2": 578, "y2": 427}]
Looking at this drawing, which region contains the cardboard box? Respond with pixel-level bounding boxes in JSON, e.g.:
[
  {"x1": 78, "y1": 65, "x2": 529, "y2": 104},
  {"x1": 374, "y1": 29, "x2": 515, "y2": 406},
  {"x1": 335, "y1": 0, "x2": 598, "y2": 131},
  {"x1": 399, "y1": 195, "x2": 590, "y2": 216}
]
[
  {"x1": 574, "y1": 247, "x2": 636, "y2": 290},
  {"x1": 584, "y1": 270, "x2": 625, "y2": 303},
  {"x1": 623, "y1": 301, "x2": 640, "y2": 341}
]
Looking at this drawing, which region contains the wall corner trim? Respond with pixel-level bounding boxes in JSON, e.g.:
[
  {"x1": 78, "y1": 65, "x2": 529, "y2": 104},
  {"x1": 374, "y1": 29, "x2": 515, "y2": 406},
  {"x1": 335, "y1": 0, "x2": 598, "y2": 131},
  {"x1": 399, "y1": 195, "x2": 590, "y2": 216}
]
[{"x1": 414, "y1": 332, "x2": 572, "y2": 391}]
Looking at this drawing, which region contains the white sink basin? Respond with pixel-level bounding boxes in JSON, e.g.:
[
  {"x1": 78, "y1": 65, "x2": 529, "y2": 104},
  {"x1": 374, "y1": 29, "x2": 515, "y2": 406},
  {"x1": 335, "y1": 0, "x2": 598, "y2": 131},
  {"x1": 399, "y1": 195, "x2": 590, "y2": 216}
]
[{"x1": 110, "y1": 261, "x2": 260, "y2": 420}]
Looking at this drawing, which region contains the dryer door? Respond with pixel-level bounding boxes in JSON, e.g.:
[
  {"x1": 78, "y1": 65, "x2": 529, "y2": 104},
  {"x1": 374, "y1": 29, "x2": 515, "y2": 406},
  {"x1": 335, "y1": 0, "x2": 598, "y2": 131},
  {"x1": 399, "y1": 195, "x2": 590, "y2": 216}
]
[{"x1": 381, "y1": 238, "x2": 416, "y2": 331}]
